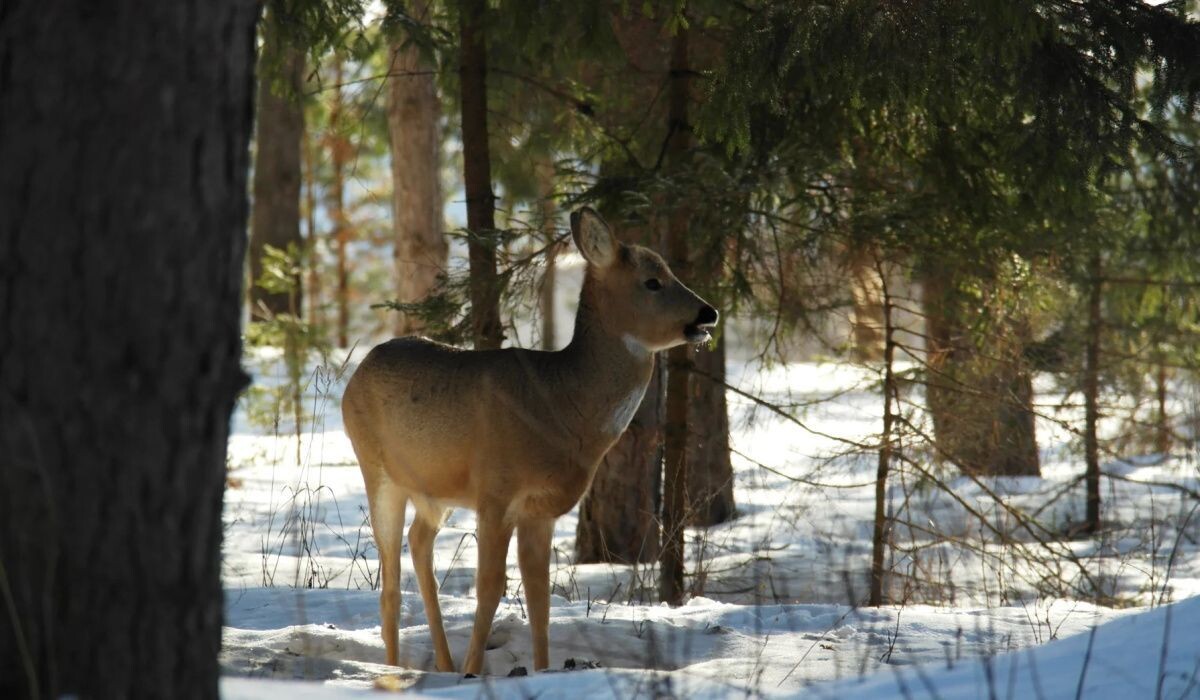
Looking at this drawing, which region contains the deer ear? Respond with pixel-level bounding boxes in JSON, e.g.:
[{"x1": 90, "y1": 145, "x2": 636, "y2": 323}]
[{"x1": 571, "y1": 207, "x2": 617, "y2": 268}]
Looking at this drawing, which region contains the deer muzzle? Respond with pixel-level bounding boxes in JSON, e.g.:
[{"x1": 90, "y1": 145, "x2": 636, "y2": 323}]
[{"x1": 684, "y1": 304, "x2": 719, "y2": 344}]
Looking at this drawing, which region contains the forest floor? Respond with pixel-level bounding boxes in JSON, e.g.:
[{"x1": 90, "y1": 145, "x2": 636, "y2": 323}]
[{"x1": 220, "y1": 349, "x2": 1200, "y2": 698}]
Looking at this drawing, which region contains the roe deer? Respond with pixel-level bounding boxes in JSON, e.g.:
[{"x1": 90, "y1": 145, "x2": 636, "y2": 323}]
[{"x1": 341, "y1": 207, "x2": 718, "y2": 675}]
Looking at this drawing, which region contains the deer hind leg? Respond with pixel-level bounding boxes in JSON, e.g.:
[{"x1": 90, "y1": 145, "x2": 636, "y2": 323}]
[
  {"x1": 367, "y1": 478, "x2": 408, "y2": 667},
  {"x1": 517, "y1": 518, "x2": 555, "y2": 671},
  {"x1": 462, "y1": 507, "x2": 514, "y2": 675},
  {"x1": 409, "y1": 510, "x2": 454, "y2": 672}
]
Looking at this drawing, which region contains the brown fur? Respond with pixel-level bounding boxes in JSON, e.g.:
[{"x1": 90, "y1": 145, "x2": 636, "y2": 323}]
[{"x1": 342, "y1": 208, "x2": 716, "y2": 674}]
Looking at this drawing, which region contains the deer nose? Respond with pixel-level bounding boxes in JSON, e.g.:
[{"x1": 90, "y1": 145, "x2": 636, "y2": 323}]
[{"x1": 695, "y1": 305, "x2": 719, "y2": 326}]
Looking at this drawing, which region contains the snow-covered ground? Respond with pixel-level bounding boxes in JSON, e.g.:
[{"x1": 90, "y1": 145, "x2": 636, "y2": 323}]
[
  {"x1": 221, "y1": 348, "x2": 1200, "y2": 697},
  {"x1": 222, "y1": 593, "x2": 1200, "y2": 698}
]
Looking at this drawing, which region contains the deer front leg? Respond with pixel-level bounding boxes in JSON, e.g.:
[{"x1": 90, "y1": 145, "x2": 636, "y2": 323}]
[
  {"x1": 462, "y1": 508, "x2": 514, "y2": 675},
  {"x1": 517, "y1": 518, "x2": 554, "y2": 671}
]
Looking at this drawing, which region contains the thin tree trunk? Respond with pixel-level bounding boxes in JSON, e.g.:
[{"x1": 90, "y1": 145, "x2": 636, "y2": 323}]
[
  {"x1": 459, "y1": 0, "x2": 503, "y2": 349},
  {"x1": 1084, "y1": 253, "x2": 1103, "y2": 533},
  {"x1": 683, "y1": 193, "x2": 735, "y2": 527},
  {"x1": 869, "y1": 268, "x2": 896, "y2": 607},
  {"x1": 1156, "y1": 360, "x2": 1171, "y2": 456},
  {"x1": 686, "y1": 330, "x2": 735, "y2": 526},
  {"x1": 388, "y1": 2, "x2": 446, "y2": 337},
  {"x1": 535, "y1": 155, "x2": 558, "y2": 350},
  {"x1": 304, "y1": 124, "x2": 323, "y2": 331},
  {"x1": 327, "y1": 57, "x2": 351, "y2": 349},
  {"x1": 249, "y1": 3, "x2": 304, "y2": 321},
  {"x1": 660, "y1": 27, "x2": 692, "y2": 606},
  {"x1": 0, "y1": 2, "x2": 256, "y2": 696}
]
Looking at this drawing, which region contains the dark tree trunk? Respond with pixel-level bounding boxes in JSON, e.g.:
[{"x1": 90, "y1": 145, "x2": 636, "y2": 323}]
[
  {"x1": 1155, "y1": 360, "x2": 1171, "y2": 456},
  {"x1": 574, "y1": 11, "x2": 671, "y2": 569},
  {"x1": 686, "y1": 329, "x2": 736, "y2": 526},
  {"x1": 660, "y1": 27, "x2": 692, "y2": 606},
  {"x1": 249, "y1": 3, "x2": 305, "y2": 321},
  {"x1": 458, "y1": 0, "x2": 503, "y2": 349},
  {"x1": 0, "y1": 2, "x2": 256, "y2": 697},
  {"x1": 994, "y1": 338, "x2": 1041, "y2": 475},
  {"x1": 923, "y1": 265, "x2": 1041, "y2": 477},
  {"x1": 1083, "y1": 253, "x2": 1103, "y2": 533},
  {"x1": 869, "y1": 281, "x2": 897, "y2": 607},
  {"x1": 388, "y1": 1, "x2": 447, "y2": 337}
]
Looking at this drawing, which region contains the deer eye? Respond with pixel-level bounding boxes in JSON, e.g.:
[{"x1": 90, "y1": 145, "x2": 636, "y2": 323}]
[{"x1": 644, "y1": 278, "x2": 663, "y2": 291}]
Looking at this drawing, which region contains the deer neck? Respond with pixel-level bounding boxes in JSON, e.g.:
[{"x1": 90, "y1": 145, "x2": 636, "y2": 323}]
[{"x1": 560, "y1": 274, "x2": 655, "y2": 441}]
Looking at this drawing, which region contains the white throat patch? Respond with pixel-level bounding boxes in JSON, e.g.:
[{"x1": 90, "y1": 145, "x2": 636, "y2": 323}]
[
  {"x1": 622, "y1": 334, "x2": 651, "y2": 360},
  {"x1": 607, "y1": 384, "x2": 647, "y2": 436}
]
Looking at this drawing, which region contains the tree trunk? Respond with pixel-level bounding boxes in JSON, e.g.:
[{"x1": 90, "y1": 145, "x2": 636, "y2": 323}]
[
  {"x1": 687, "y1": 330, "x2": 736, "y2": 526},
  {"x1": 459, "y1": 0, "x2": 503, "y2": 349},
  {"x1": 249, "y1": 3, "x2": 305, "y2": 321},
  {"x1": 1155, "y1": 360, "x2": 1171, "y2": 456},
  {"x1": 535, "y1": 155, "x2": 559, "y2": 351},
  {"x1": 0, "y1": 2, "x2": 256, "y2": 697},
  {"x1": 994, "y1": 332, "x2": 1040, "y2": 476},
  {"x1": 575, "y1": 10, "x2": 672, "y2": 569},
  {"x1": 303, "y1": 122, "x2": 324, "y2": 331},
  {"x1": 388, "y1": 3, "x2": 447, "y2": 337},
  {"x1": 1083, "y1": 253, "x2": 1103, "y2": 533},
  {"x1": 923, "y1": 264, "x2": 1041, "y2": 477},
  {"x1": 327, "y1": 57, "x2": 351, "y2": 349},
  {"x1": 575, "y1": 215, "x2": 663, "y2": 565},
  {"x1": 660, "y1": 27, "x2": 692, "y2": 606},
  {"x1": 869, "y1": 277, "x2": 896, "y2": 607},
  {"x1": 847, "y1": 242, "x2": 885, "y2": 362}
]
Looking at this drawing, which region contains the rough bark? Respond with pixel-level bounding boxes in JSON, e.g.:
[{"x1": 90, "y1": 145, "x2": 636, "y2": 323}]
[
  {"x1": 459, "y1": 0, "x2": 504, "y2": 349},
  {"x1": 686, "y1": 331, "x2": 736, "y2": 526},
  {"x1": 388, "y1": 3, "x2": 446, "y2": 337},
  {"x1": 249, "y1": 4, "x2": 305, "y2": 321},
  {"x1": 923, "y1": 266, "x2": 1041, "y2": 477},
  {"x1": 0, "y1": 2, "x2": 256, "y2": 697},
  {"x1": 660, "y1": 27, "x2": 692, "y2": 606}
]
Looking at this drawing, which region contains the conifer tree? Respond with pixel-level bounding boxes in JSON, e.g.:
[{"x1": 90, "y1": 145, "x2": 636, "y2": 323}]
[{"x1": 0, "y1": 2, "x2": 257, "y2": 695}]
